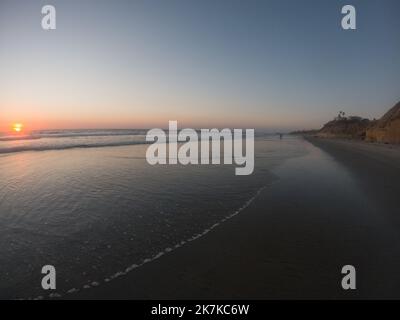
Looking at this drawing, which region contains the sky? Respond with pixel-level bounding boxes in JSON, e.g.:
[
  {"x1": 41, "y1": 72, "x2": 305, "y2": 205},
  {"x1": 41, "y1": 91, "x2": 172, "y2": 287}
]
[{"x1": 0, "y1": 0, "x2": 399, "y2": 132}]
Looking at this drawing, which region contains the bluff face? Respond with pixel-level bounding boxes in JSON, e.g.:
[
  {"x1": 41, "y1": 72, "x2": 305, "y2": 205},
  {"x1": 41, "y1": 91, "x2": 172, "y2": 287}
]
[
  {"x1": 366, "y1": 101, "x2": 400, "y2": 144},
  {"x1": 313, "y1": 101, "x2": 400, "y2": 144},
  {"x1": 317, "y1": 117, "x2": 371, "y2": 140}
]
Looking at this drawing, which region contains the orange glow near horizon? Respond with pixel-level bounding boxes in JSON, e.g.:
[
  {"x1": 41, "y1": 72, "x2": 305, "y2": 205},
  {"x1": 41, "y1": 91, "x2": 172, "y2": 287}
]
[{"x1": 12, "y1": 123, "x2": 24, "y2": 133}]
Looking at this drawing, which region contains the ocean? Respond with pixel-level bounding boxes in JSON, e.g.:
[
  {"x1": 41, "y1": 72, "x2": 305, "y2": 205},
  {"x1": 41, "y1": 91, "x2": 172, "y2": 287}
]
[{"x1": 0, "y1": 130, "x2": 307, "y2": 299}]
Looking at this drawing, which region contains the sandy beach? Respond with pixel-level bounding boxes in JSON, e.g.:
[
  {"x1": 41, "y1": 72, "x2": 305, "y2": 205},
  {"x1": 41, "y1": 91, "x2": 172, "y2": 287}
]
[
  {"x1": 66, "y1": 137, "x2": 400, "y2": 299},
  {"x1": 1, "y1": 0, "x2": 400, "y2": 306}
]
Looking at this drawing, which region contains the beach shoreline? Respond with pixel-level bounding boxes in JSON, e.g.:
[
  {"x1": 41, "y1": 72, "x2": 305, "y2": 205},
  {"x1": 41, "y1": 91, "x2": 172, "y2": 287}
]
[
  {"x1": 304, "y1": 136, "x2": 400, "y2": 223},
  {"x1": 67, "y1": 137, "x2": 400, "y2": 299}
]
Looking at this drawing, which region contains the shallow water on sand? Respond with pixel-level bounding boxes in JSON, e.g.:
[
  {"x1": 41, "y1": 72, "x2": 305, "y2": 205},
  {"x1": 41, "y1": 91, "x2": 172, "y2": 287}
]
[{"x1": 0, "y1": 135, "x2": 306, "y2": 299}]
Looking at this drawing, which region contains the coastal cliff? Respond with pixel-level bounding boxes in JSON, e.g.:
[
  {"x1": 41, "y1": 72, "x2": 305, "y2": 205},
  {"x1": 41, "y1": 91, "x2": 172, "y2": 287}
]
[
  {"x1": 294, "y1": 101, "x2": 400, "y2": 144},
  {"x1": 366, "y1": 102, "x2": 400, "y2": 144},
  {"x1": 317, "y1": 116, "x2": 371, "y2": 139}
]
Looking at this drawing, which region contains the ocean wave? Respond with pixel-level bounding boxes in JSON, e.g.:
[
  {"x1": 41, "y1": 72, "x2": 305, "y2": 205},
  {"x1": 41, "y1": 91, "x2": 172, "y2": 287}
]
[
  {"x1": 0, "y1": 135, "x2": 41, "y2": 142},
  {"x1": 0, "y1": 130, "x2": 148, "y2": 142},
  {"x1": 28, "y1": 184, "x2": 270, "y2": 300},
  {"x1": 0, "y1": 140, "x2": 151, "y2": 154},
  {"x1": 0, "y1": 129, "x2": 281, "y2": 155}
]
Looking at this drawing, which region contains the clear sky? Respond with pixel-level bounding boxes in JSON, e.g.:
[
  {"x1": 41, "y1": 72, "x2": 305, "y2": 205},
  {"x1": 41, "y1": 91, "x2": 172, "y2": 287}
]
[{"x1": 1, "y1": 0, "x2": 399, "y2": 132}]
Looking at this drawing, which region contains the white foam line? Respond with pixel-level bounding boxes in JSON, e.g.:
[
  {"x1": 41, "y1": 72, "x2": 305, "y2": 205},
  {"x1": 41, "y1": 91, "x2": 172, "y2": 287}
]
[{"x1": 27, "y1": 184, "x2": 269, "y2": 300}]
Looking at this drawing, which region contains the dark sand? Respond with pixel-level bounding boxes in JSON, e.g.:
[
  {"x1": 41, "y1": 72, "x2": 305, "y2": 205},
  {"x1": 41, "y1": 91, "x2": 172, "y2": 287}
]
[{"x1": 71, "y1": 137, "x2": 400, "y2": 299}]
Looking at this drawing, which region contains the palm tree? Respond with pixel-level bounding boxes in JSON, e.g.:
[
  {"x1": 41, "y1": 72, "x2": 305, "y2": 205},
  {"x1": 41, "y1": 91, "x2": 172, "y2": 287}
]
[{"x1": 336, "y1": 111, "x2": 346, "y2": 120}]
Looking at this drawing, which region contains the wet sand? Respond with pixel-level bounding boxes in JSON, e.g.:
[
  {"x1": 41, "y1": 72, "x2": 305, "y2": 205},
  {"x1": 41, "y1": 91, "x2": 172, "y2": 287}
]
[{"x1": 71, "y1": 137, "x2": 400, "y2": 299}]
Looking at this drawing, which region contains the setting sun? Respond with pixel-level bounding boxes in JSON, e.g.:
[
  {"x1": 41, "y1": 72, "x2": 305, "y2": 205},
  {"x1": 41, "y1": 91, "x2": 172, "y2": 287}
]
[{"x1": 12, "y1": 123, "x2": 23, "y2": 133}]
